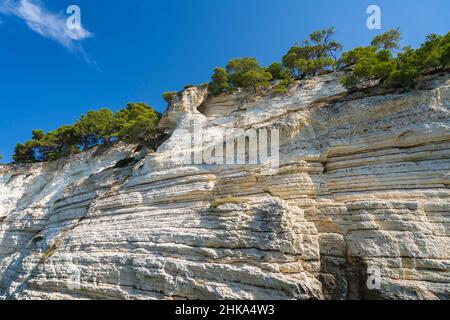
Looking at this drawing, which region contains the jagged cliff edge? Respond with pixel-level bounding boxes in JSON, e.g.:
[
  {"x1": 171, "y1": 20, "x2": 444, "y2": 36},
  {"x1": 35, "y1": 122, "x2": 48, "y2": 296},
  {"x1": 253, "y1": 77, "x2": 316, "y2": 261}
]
[{"x1": 0, "y1": 71, "x2": 449, "y2": 300}]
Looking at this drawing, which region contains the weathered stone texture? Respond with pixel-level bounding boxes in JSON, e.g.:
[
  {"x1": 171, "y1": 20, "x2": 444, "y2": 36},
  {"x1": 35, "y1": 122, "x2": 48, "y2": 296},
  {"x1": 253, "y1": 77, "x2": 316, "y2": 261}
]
[{"x1": 1, "y1": 72, "x2": 449, "y2": 300}]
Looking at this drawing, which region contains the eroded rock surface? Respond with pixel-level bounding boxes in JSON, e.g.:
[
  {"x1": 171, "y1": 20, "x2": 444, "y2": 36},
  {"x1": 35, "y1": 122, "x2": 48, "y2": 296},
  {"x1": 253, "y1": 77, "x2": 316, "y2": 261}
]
[{"x1": 1, "y1": 72, "x2": 449, "y2": 300}]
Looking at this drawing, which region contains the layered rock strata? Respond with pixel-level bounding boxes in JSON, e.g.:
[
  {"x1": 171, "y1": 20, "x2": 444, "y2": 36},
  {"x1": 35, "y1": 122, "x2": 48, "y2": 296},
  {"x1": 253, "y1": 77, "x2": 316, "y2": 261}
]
[{"x1": 1, "y1": 71, "x2": 449, "y2": 300}]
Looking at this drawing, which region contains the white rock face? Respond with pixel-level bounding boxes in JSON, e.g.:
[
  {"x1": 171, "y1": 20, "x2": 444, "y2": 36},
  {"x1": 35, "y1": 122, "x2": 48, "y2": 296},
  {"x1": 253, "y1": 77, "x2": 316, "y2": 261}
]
[{"x1": 0, "y1": 72, "x2": 449, "y2": 300}]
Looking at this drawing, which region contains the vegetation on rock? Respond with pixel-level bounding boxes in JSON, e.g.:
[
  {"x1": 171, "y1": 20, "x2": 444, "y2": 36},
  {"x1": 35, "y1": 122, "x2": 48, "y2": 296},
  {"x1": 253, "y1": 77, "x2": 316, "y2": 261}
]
[
  {"x1": 208, "y1": 27, "x2": 342, "y2": 96},
  {"x1": 162, "y1": 91, "x2": 178, "y2": 103},
  {"x1": 13, "y1": 103, "x2": 162, "y2": 163},
  {"x1": 340, "y1": 29, "x2": 450, "y2": 91},
  {"x1": 8, "y1": 27, "x2": 450, "y2": 163}
]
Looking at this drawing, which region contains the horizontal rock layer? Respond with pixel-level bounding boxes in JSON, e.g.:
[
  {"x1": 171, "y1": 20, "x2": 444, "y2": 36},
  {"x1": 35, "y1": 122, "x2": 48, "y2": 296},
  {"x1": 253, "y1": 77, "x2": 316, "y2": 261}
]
[{"x1": 0, "y1": 72, "x2": 449, "y2": 300}]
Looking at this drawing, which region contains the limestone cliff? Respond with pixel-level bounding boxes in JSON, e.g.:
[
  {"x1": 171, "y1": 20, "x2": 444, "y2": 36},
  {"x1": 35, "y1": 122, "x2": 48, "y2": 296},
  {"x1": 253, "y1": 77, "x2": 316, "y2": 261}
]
[{"x1": 1, "y1": 71, "x2": 449, "y2": 300}]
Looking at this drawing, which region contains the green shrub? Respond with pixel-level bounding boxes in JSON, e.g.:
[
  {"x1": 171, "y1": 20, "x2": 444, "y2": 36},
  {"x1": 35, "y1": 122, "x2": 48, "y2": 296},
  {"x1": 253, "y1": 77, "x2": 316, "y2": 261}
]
[
  {"x1": 209, "y1": 67, "x2": 231, "y2": 95},
  {"x1": 385, "y1": 46, "x2": 420, "y2": 89},
  {"x1": 283, "y1": 27, "x2": 342, "y2": 78},
  {"x1": 13, "y1": 103, "x2": 162, "y2": 163},
  {"x1": 272, "y1": 79, "x2": 291, "y2": 95},
  {"x1": 114, "y1": 103, "x2": 161, "y2": 149},
  {"x1": 41, "y1": 241, "x2": 60, "y2": 262},
  {"x1": 416, "y1": 32, "x2": 450, "y2": 71},
  {"x1": 162, "y1": 91, "x2": 178, "y2": 103},
  {"x1": 371, "y1": 28, "x2": 401, "y2": 51},
  {"x1": 341, "y1": 30, "x2": 449, "y2": 92},
  {"x1": 267, "y1": 62, "x2": 292, "y2": 81},
  {"x1": 226, "y1": 57, "x2": 272, "y2": 93}
]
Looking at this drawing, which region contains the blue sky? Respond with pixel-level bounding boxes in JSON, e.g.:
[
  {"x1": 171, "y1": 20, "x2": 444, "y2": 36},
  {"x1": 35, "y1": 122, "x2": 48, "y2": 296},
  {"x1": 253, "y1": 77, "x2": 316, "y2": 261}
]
[{"x1": 0, "y1": 0, "x2": 449, "y2": 162}]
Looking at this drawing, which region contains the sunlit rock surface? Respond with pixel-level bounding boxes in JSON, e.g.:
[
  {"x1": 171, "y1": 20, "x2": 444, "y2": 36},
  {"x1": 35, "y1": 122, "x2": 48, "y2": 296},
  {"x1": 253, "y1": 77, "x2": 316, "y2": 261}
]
[{"x1": 1, "y1": 71, "x2": 449, "y2": 300}]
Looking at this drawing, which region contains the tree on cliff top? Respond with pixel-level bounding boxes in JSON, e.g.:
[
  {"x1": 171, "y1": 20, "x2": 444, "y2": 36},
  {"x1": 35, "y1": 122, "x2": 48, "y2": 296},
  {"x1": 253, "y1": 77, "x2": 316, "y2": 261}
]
[
  {"x1": 282, "y1": 27, "x2": 342, "y2": 78},
  {"x1": 114, "y1": 102, "x2": 162, "y2": 150},
  {"x1": 226, "y1": 57, "x2": 272, "y2": 93},
  {"x1": 209, "y1": 58, "x2": 272, "y2": 95},
  {"x1": 208, "y1": 67, "x2": 231, "y2": 95},
  {"x1": 340, "y1": 30, "x2": 450, "y2": 92},
  {"x1": 371, "y1": 28, "x2": 402, "y2": 51},
  {"x1": 162, "y1": 91, "x2": 178, "y2": 103},
  {"x1": 13, "y1": 103, "x2": 162, "y2": 163},
  {"x1": 74, "y1": 108, "x2": 116, "y2": 149}
]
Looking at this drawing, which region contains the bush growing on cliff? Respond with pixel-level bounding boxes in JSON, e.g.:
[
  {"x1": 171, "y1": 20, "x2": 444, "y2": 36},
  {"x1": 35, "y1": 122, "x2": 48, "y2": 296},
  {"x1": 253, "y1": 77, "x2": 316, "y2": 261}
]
[
  {"x1": 114, "y1": 103, "x2": 162, "y2": 150},
  {"x1": 13, "y1": 141, "x2": 36, "y2": 163},
  {"x1": 198, "y1": 27, "x2": 444, "y2": 97},
  {"x1": 162, "y1": 91, "x2": 178, "y2": 103},
  {"x1": 339, "y1": 30, "x2": 397, "y2": 91},
  {"x1": 385, "y1": 46, "x2": 420, "y2": 89},
  {"x1": 209, "y1": 58, "x2": 273, "y2": 95},
  {"x1": 14, "y1": 125, "x2": 83, "y2": 163},
  {"x1": 199, "y1": 82, "x2": 209, "y2": 90},
  {"x1": 36, "y1": 125, "x2": 81, "y2": 161},
  {"x1": 226, "y1": 58, "x2": 273, "y2": 92},
  {"x1": 266, "y1": 63, "x2": 294, "y2": 94},
  {"x1": 371, "y1": 28, "x2": 402, "y2": 51},
  {"x1": 75, "y1": 108, "x2": 116, "y2": 149},
  {"x1": 271, "y1": 79, "x2": 291, "y2": 95},
  {"x1": 9, "y1": 27, "x2": 450, "y2": 163},
  {"x1": 266, "y1": 62, "x2": 293, "y2": 81},
  {"x1": 207, "y1": 28, "x2": 342, "y2": 96},
  {"x1": 340, "y1": 30, "x2": 450, "y2": 92},
  {"x1": 13, "y1": 103, "x2": 162, "y2": 163},
  {"x1": 282, "y1": 27, "x2": 342, "y2": 78},
  {"x1": 340, "y1": 46, "x2": 396, "y2": 91},
  {"x1": 416, "y1": 33, "x2": 450, "y2": 71},
  {"x1": 209, "y1": 67, "x2": 231, "y2": 95},
  {"x1": 339, "y1": 46, "x2": 378, "y2": 68}
]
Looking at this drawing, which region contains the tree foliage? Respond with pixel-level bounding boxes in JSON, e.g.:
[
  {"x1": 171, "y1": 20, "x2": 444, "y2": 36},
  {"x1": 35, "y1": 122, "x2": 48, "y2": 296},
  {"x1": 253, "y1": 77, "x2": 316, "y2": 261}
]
[
  {"x1": 416, "y1": 33, "x2": 450, "y2": 71},
  {"x1": 75, "y1": 108, "x2": 115, "y2": 149},
  {"x1": 13, "y1": 142, "x2": 36, "y2": 163},
  {"x1": 209, "y1": 67, "x2": 231, "y2": 95},
  {"x1": 207, "y1": 28, "x2": 341, "y2": 96},
  {"x1": 114, "y1": 103, "x2": 161, "y2": 149},
  {"x1": 162, "y1": 91, "x2": 178, "y2": 103},
  {"x1": 9, "y1": 27, "x2": 450, "y2": 163},
  {"x1": 371, "y1": 28, "x2": 401, "y2": 51},
  {"x1": 226, "y1": 58, "x2": 272, "y2": 92},
  {"x1": 385, "y1": 46, "x2": 419, "y2": 89},
  {"x1": 282, "y1": 27, "x2": 342, "y2": 78},
  {"x1": 340, "y1": 30, "x2": 450, "y2": 92},
  {"x1": 209, "y1": 58, "x2": 273, "y2": 95},
  {"x1": 267, "y1": 62, "x2": 292, "y2": 81},
  {"x1": 13, "y1": 103, "x2": 162, "y2": 163}
]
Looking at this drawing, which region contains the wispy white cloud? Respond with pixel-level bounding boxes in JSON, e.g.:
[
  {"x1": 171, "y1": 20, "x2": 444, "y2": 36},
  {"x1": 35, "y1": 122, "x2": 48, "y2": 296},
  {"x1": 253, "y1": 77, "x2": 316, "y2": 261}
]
[{"x1": 0, "y1": 0, "x2": 92, "y2": 53}]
